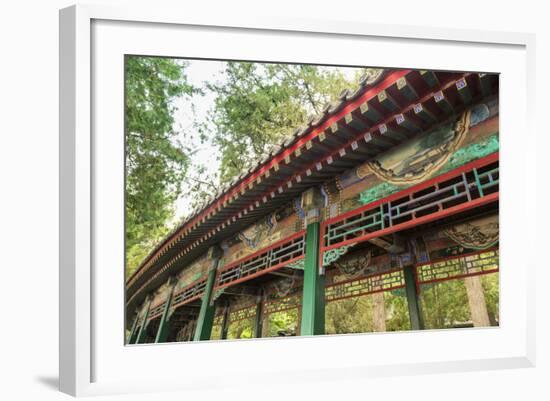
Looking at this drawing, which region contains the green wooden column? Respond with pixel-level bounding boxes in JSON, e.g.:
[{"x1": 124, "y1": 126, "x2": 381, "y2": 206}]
[
  {"x1": 135, "y1": 297, "x2": 152, "y2": 344},
  {"x1": 300, "y1": 221, "x2": 325, "y2": 336},
  {"x1": 253, "y1": 293, "x2": 264, "y2": 338},
  {"x1": 126, "y1": 309, "x2": 140, "y2": 345},
  {"x1": 154, "y1": 278, "x2": 177, "y2": 343},
  {"x1": 193, "y1": 246, "x2": 223, "y2": 341},
  {"x1": 403, "y1": 265, "x2": 425, "y2": 330},
  {"x1": 220, "y1": 305, "x2": 230, "y2": 340}
]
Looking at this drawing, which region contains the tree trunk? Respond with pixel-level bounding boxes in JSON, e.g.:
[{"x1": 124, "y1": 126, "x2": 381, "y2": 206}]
[
  {"x1": 296, "y1": 307, "x2": 302, "y2": 335},
  {"x1": 372, "y1": 292, "x2": 387, "y2": 332},
  {"x1": 262, "y1": 316, "x2": 270, "y2": 337},
  {"x1": 464, "y1": 275, "x2": 490, "y2": 327},
  {"x1": 235, "y1": 325, "x2": 244, "y2": 339}
]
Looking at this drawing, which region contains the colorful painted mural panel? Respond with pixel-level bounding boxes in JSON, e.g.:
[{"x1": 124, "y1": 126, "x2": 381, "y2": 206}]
[{"x1": 319, "y1": 100, "x2": 500, "y2": 219}]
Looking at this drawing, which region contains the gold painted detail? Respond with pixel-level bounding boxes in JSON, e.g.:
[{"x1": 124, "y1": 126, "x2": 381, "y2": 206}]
[
  {"x1": 361, "y1": 110, "x2": 471, "y2": 186},
  {"x1": 238, "y1": 212, "x2": 278, "y2": 250},
  {"x1": 417, "y1": 249, "x2": 499, "y2": 283}
]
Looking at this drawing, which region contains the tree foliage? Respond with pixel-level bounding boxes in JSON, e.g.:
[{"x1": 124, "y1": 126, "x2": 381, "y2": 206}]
[
  {"x1": 265, "y1": 309, "x2": 299, "y2": 337},
  {"x1": 208, "y1": 272, "x2": 500, "y2": 340},
  {"x1": 227, "y1": 318, "x2": 254, "y2": 339},
  {"x1": 481, "y1": 273, "x2": 500, "y2": 325},
  {"x1": 207, "y1": 62, "x2": 358, "y2": 183},
  {"x1": 326, "y1": 297, "x2": 374, "y2": 334},
  {"x1": 419, "y1": 274, "x2": 500, "y2": 329},
  {"x1": 420, "y1": 280, "x2": 471, "y2": 329},
  {"x1": 124, "y1": 58, "x2": 365, "y2": 274},
  {"x1": 325, "y1": 291, "x2": 411, "y2": 334},
  {"x1": 125, "y1": 56, "x2": 196, "y2": 277},
  {"x1": 384, "y1": 292, "x2": 412, "y2": 331}
]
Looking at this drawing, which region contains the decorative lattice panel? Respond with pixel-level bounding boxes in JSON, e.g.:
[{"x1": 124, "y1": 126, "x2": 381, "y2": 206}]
[
  {"x1": 322, "y1": 155, "x2": 499, "y2": 251},
  {"x1": 213, "y1": 312, "x2": 225, "y2": 326},
  {"x1": 325, "y1": 269, "x2": 405, "y2": 302},
  {"x1": 416, "y1": 249, "x2": 499, "y2": 284},
  {"x1": 171, "y1": 278, "x2": 207, "y2": 308},
  {"x1": 228, "y1": 305, "x2": 258, "y2": 324},
  {"x1": 216, "y1": 232, "x2": 306, "y2": 289},
  {"x1": 264, "y1": 294, "x2": 302, "y2": 315},
  {"x1": 148, "y1": 303, "x2": 166, "y2": 320}
]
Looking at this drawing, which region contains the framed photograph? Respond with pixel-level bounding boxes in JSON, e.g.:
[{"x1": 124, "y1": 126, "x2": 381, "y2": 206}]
[{"x1": 59, "y1": 4, "x2": 536, "y2": 397}]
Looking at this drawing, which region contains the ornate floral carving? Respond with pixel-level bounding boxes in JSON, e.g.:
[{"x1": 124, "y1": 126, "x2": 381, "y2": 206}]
[
  {"x1": 211, "y1": 288, "x2": 225, "y2": 302},
  {"x1": 270, "y1": 276, "x2": 297, "y2": 299},
  {"x1": 286, "y1": 260, "x2": 304, "y2": 270},
  {"x1": 333, "y1": 250, "x2": 372, "y2": 278},
  {"x1": 443, "y1": 216, "x2": 499, "y2": 250},
  {"x1": 322, "y1": 244, "x2": 356, "y2": 267},
  {"x1": 365, "y1": 110, "x2": 471, "y2": 186}
]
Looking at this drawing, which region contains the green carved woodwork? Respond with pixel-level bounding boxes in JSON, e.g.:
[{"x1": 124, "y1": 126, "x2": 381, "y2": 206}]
[
  {"x1": 322, "y1": 244, "x2": 355, "y2": 267},
  {"x1": 441, "y1": 134, "x2": 499, "y2": 175},
  {"x1": 358, "y1": 182, "x2": 399, "y2": 206},
  {"x1": 287, "y1": 259, "x2": 304, "y2": 270},
  {"x1": 287, "y1": 244, "x2": 355, "y2": 271},
  {"x1": 300, "y1": 222, "x2": 325, "y2": 336}
]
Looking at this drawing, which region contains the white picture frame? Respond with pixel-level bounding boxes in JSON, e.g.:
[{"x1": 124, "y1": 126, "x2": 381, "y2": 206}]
[{"x1": 59, "y1": 3, "x2": 536, "y2": 397}]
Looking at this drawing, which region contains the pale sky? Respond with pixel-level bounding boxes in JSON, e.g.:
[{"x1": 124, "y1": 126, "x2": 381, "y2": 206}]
[
  {"x1": 169, "y1": 59, "x2": 363, "y2": 224},
  {"x1": 171, "y1": 60, "x2": 226, "y2": 223}
]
